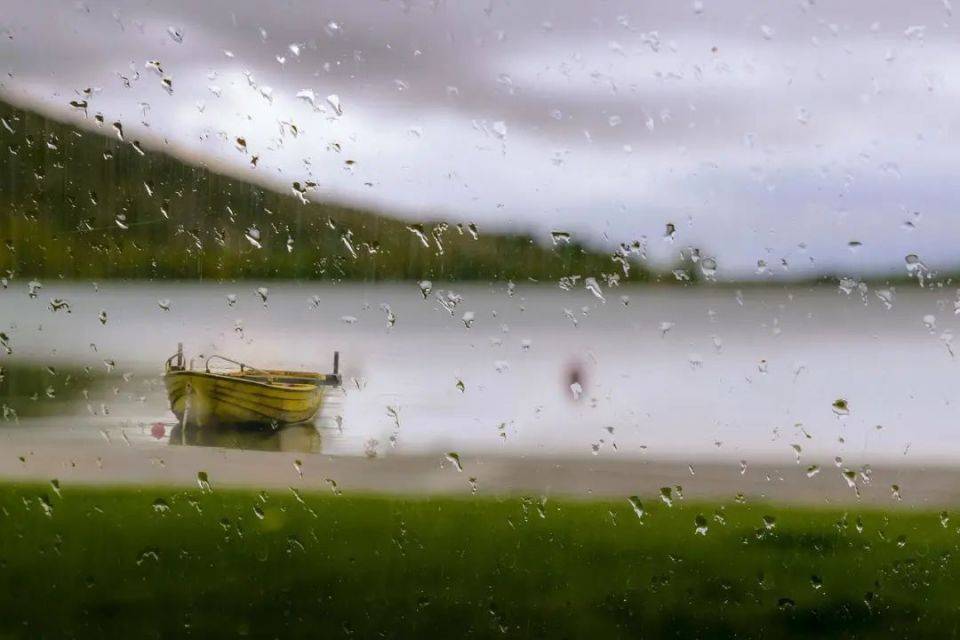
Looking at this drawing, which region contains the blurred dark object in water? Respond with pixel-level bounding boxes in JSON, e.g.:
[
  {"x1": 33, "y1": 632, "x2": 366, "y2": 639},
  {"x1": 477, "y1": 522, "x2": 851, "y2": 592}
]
[{"x1": 565, "y1": 359, "x2": 586, "y2": 402}]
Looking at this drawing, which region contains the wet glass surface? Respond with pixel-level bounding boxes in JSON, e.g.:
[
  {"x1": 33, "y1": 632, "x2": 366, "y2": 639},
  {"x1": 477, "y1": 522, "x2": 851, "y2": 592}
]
[{"x1": 2, "y1": 1, "x2": 959, "y2": 637}]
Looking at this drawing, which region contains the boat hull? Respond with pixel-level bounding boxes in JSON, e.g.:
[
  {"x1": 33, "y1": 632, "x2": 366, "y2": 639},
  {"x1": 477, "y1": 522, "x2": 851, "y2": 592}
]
[{"x1": 164, "y1": 370, "x2": 325, "y2": 427}]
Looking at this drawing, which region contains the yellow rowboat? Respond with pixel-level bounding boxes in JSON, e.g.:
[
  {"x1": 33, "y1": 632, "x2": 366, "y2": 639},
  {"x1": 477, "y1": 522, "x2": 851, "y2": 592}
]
[{"x1": 163, "y1": 345, "x2": 341, "y2": 428}]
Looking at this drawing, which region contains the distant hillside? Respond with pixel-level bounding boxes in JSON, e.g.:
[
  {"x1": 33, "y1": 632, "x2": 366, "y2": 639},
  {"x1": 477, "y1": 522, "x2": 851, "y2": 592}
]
[{"x1": 0, "y1": 98, "x2": 651, "y2": 283}]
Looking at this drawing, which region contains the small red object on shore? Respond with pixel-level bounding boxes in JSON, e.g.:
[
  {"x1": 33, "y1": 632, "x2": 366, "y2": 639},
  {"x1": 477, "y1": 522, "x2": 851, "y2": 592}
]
[{"x1": 150, "y1": 422, "x2": 166, "y2": 440}]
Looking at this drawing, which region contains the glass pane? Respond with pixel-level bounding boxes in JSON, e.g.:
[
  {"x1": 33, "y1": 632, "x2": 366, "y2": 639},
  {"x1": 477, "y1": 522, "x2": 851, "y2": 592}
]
[{"x1": 0, "y1": 1, "x2": 954, "y2": 636}]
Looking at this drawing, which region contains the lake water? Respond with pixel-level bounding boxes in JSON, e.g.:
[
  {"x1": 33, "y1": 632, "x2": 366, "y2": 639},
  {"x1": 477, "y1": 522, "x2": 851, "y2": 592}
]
[{"x1": 1, "y1": 280, "x2": 958, "y2": 466}]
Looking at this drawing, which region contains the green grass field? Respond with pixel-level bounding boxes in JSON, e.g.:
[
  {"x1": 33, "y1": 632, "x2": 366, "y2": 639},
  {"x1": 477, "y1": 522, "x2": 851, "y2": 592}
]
[{"x1": 1, "y1": 482, "x2": 958, "y2": 638}]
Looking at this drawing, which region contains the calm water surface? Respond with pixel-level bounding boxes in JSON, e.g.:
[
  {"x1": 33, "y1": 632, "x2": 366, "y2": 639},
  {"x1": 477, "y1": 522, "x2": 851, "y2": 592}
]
[{"x1": 1, "y1": 281, "x2": 957, "y2": 465}]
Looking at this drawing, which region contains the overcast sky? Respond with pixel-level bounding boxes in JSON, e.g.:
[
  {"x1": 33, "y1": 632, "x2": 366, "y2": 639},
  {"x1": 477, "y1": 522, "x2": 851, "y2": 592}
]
[{"x1": 1, "y1": 0, "x2": 958, "y2": 279}]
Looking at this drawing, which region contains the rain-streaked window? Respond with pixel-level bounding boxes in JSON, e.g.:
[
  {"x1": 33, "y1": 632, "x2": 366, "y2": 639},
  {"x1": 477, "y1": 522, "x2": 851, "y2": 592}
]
[{"x1": 1, "y1": 1, "x2": 957, "y2": 636}]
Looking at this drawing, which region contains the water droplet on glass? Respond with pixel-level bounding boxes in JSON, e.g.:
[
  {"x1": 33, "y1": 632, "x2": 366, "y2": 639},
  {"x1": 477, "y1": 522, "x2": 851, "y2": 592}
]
[
  {"x1": 659, "y1": 487, "x2": 674, "y2": 507},
  {"x1": 296, "y1": 89, "x2": 320, "y2": 111},
  {"x1": 245, "y1": 227, "x2": 262, "y2": 248},
  {"x1": 569, "y1": 382, "x2": 582, "y2": 401},
  {"x1": 445, "y1": 452, "x2": 463, "y2": 472},
  {"x1": 842, "y1": 469, "x2": 858, "y2": 491},
  {"x1": 49, "y1": 298, "x2": 72, "y2": 313},
  {"x1": 791, "y1": 444, "x2": 802, "y2": 463},
  {"x1": 584, "y1": 277, "x2": 605, "y2": 302},
  {"x1": 700, "y1": 257, "x2": 718, "y2": 280},
  {"x1": 326, "y1": 94, "x2": 343, "y2": 115},
  {"x1": 406, "y1": 224, "x2": 430, "y2": 247},
  {"x1": 627, "y1": 496, "x2": 645, "y2": 522},
  {"x1": 381, "y1": 303, "x2": 397, "y2": 327},
  {"x1": 875, "y1": 288, "x2": 895, "y2": 309},
  {"x1": 832, "y1": 398, "x2": 849, "y2": 416},
  {"x1": 694, "y1": 514, "x2": 709, "y2": 535},
  {"x1": 38, "y1": 495, "x2": 54, "y2": 517},
  {"x1": 904, "y1": 254, "x2": 927, "y2": 281},
  {"x1": 418, "y1": 280, "x2": 433, "y2": 299},
  {"x1": 664, "y1": 223, "x2": 677, "y2": 242}
]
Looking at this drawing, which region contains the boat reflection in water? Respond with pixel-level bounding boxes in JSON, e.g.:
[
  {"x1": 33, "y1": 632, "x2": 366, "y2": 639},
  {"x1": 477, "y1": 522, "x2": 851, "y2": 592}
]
[{"x1": 168, "y1": 421, "x2": 322, "y2": 453}]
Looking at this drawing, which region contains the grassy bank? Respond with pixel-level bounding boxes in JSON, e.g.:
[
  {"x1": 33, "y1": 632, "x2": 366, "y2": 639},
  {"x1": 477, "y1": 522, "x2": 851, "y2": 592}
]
[
  {"x1": 0, "y1": 483, "x2": 957, "y2": 638},
  {"x1": 0, "y1": 361, "x2": 150, "y2": 421}
]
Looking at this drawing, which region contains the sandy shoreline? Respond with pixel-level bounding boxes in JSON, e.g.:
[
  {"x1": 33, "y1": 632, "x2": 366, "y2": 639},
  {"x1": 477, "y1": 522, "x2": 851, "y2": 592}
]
[{"x1": 2, "y1": 440, "x2": 959, "y2": 508}]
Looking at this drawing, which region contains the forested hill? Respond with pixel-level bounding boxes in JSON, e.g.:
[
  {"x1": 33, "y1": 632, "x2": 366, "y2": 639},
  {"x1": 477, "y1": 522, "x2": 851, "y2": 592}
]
[{"x1": 0, "y1": 98, "x2": 650, "y2": 283}]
